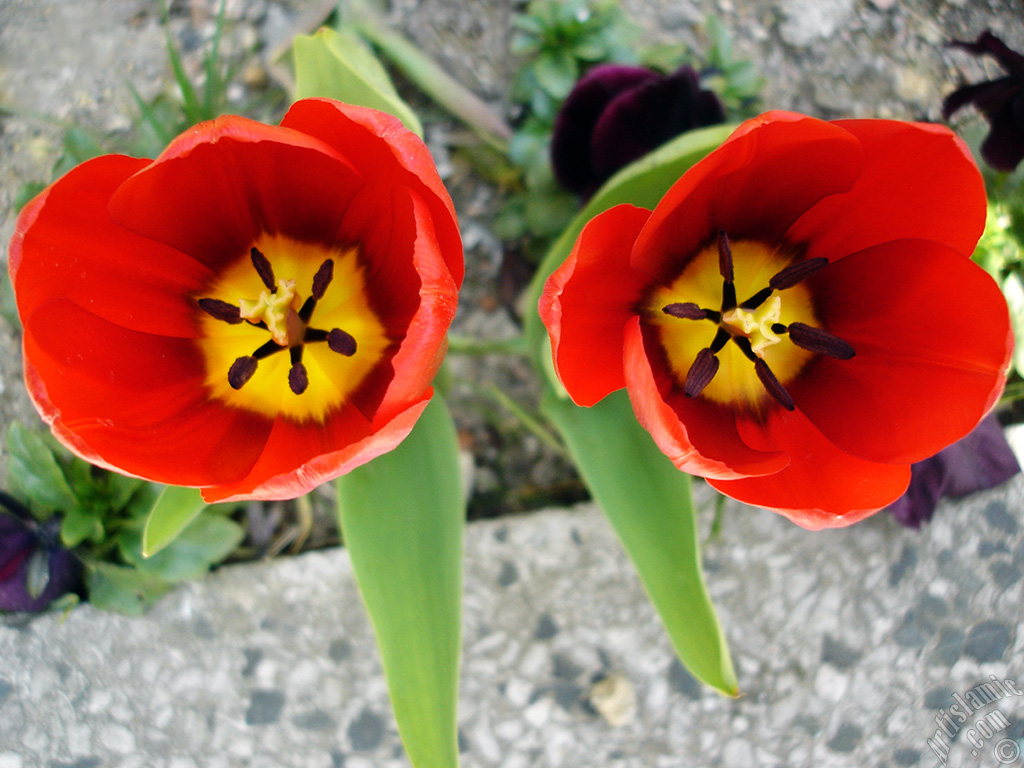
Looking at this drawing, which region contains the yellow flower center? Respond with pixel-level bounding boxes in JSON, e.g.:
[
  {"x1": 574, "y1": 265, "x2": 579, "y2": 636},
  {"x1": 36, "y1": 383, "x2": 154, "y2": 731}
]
[
  {"x1": 645, "y1": 233, "x2": 853, "y2": 409},
  {"x1": 195, "y1": 234, "x2": 390, "y2": 423},
  {"x1": 721, "y1": 295, "x2": 783, "y2": 356}
]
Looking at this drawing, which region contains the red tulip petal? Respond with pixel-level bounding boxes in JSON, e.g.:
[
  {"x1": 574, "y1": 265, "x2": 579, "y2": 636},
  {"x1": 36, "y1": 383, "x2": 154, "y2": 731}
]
[
  {"x1": 633, "y1": 111, "x2": 863, "y2": 281},
  {"x1": 202, "y1": 392, "x2": 432, "y2": 503},
  {"x1": 623, "y1": 317, "x2": 788, "y2": 478},
  {"x1": 23, "y1": 299, "x2": 269, "y2": 486},
  {"x1": 785, "y1": 119, "x2": 985, "y2": 262},
  {"x1": 280, "y1": 98, "x2": 464, "y2": 288},
  {"x1": 539, "y1": 205, "x2": 652, "y2": 406},
  {"x1": 368, "y1": 189, "x2": 458, "y2": 416},
  {"x1": 108, "y1": 115, "x2": 364, "y2": 272},
  {"x1": 788, "y1": 239, "x2": 1012, "y2": 464},
  {"x1": 712, "y1": 407, "x2": 911, "y2": 528},
  {"x1": 10, "y1": 155, "x2": 211, "y2": 338}
]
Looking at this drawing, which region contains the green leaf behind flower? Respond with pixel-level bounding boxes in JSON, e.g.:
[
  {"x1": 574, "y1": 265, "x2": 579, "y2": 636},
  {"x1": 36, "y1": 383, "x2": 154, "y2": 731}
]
[
  {"x1": 337, "y1": 396, "x2": 464, "y2": 768},
  {"x1": 141, "y1": 485, "x2": 209, "y2": 558},
  {"x1": 5, "y1": 423, "x2": 77, "y2": 517},
  {"x1": 543, "y1": 389, "x2": 738, "y2": 695},
  {"x1": 523, "y1": 122, "x2": 735, "y2": 361},
  {"x1": 293, "y1": 26, "x2": 424, "y2": 137}
]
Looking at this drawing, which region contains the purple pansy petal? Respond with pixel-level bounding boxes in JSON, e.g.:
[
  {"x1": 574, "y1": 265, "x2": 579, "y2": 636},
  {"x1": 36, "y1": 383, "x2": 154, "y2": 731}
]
[
  {"x1": 980, "y1": 97, "x2": 1024, "y2": 172},
  {"x1": 551, "y1": 65, "x2": 660, "y2": 196},
  {"x1": 889, "y1": 460, "x2": 946, "y2": 529},
  {"x1": 551, "y1": 64, "x2": 726, "y2": 198},
  {"x1": 951, "y1": 31, "x2": 1024, "y2": 80},
  {"x1": 941, "y1": 412, "x2": 1021, "y2": 497},
  {"x1": 942, "y1": 78, "x2": 1016, "y2": 121},
  {"x1": 890, "y1": 413, "x2": 1020, "y2": 529},
  {"x1": 590, "y1": 66, "x2": 726, "y2": 182},
  {"x1": 0, "y1": 515, "x2": 81, "y2": 613},
  {"x1": 945, "y1": 31, "x2": 1024, "y2": 172}
]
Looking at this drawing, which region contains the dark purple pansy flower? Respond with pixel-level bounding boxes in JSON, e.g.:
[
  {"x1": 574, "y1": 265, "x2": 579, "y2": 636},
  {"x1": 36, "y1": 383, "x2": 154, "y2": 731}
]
[
  {"x1": 943, "y1": 31, "x2": 1024, "y2": 172},
  {"x1": 0, "y1": 495, "x2": 81, "y2": 612},
  {"x1": 889, "y1": 413, "x2": 1020, "y2": 529},
  {"x1": 551, "y1": 64, "x2": 726, "y2": 198}
]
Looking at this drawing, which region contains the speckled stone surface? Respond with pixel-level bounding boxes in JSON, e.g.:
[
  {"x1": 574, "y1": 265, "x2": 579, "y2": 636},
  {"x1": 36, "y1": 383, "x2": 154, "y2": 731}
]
[{"x1": 2, "y1": 473, "x2": 1022, "y2": 768}]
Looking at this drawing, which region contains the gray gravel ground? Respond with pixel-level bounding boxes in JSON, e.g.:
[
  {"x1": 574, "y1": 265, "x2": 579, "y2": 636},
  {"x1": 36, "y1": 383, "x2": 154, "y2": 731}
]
[{"x1": 1, "y1": 473, "x2": 1022, "y2": 767}]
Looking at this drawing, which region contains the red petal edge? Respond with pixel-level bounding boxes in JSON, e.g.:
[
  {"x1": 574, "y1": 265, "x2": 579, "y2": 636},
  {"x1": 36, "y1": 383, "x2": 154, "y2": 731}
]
[{"x1": 539, "y1": 205, "x2": 652, "y2": 406}]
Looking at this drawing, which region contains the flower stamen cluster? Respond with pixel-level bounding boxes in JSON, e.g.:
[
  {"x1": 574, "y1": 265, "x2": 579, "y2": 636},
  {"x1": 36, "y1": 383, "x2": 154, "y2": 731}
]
[
  {"x1": 199, "y1": 247, "x2": 357, "y2": 396},
  {"x1": 661, "y1": 231, "x2": 854, "y2": 411}
]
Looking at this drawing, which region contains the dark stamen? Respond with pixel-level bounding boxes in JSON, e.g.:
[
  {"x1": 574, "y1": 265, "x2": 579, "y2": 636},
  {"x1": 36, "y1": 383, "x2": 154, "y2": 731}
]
[
  {"x1": 754, "y1": 359, "x2": 795, "y2": 411},
  {"x1": 717, "y1": 230, "x2": 734, "y2": 283},
  {"x1": 788, "y1": 322, "x2": 855, "y2": 360},
  {"x1": 328, "y1": 328, "x2": 358, "y2": 356},
  {"x1": 198, "y1": 298, "x2": 243, "y2": 324},
  {"x1": 663, "y1": 302, "x2": 709, "y2": 320},
  {"x1": 253, "y1": 339, "x2": 282, "y2": 360},
  {"x1": 721, "y1": 281, "x2": 737, "y2": 312},
  {"x1": 768, "y1": 257, "x2": 829, "y2": 291},
  {"x1": 771, "y1": 323, "x2": 788, "y2": 334},
  {"x1": 740, "y1": 286, "x2": 774, "y2": 310},
  {"x1": 731, "y1": 335, "x2": 759, "y2": 363},
  {"x1": 684, "y1": 348, "x2": 720, "y2": 398},
  {"x1": 289, "y1": 363, "x2": 309, "y2": 395},
  {"x1": 228, "y1": 356, "x2": 258, "y2": 390},
  {"x1": 304, "y1": 328, "x2": 328, "y2": 343},
  {"x1": 298, "y1": 297, "x2": 317, "y2": 324},
  {"x1": 288, "y1": 347, "x2": 309, "y2": 394},
  {"x1": 311, "y1": 259, "x2": 334, "y2": 300},
  {"x1": 710, "y1": 327, "x2": 731, "y2": 354},
  {"x1": 251, "y1": 247, "x2": 276, "y2": 291}
]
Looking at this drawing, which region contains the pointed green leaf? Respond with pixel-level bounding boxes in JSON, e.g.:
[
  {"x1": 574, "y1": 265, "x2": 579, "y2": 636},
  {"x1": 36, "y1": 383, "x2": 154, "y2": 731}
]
[
  {"x1": 5, "y1": 423, "x2": 77, "y2": 515},
  {"x1": 141, "y1": 485, "x2": 208, "y2": 558},
  {"x1": 85, "y1": 561, "x2": 172, "y2": 617},
  {"x1": 350, "y1": 9, "x2": 512, "y2": 148},
  {"x1": 124, "y1": 511, "x2": 243, "y2": 582},
  {"x1": 293, "y1": 26, "x2": 424, "y2": 137},
  {"x1": 523, "y1": 123, "x2": 736, "y2": 357},
  {"x1": 542, "y1": 389, "x2": 738, "y2": 696},
  {"x1": 337, "y1": 396, "x2": 464, "y2": 768}
]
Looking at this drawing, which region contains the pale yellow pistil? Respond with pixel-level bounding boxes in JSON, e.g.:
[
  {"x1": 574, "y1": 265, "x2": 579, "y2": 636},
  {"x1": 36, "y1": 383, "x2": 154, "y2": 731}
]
[
  {"x1": 239, "y1": 278, "x2": 299, "y2": 346},
  {"x1": 720, "y1": 295, "x2": 782, "y2": 356}
]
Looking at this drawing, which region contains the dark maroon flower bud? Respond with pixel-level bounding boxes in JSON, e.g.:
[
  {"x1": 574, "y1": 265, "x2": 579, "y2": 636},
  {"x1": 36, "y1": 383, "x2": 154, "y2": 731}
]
[
  {"x1": 0, "y1": 498, "x2": 81, "y2": 612},
  {"x1": 889, "y1": 413, "x2": 1020, "y2": 529},
  {"x1": 943, "y1": 31, "x2": 1024, "y2": 172},
  {"x1": 551, "y1": 64, "x2": 726, "y2": 198}
]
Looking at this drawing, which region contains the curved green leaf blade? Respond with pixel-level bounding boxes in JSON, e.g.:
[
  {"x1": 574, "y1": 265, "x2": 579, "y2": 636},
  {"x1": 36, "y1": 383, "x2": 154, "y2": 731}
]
[
  {"x1": 141, "y1": 485, "x2": 208, "y2": 558},
  {"x1": 542, "y1": 389, "x2": 737, "y2": 696},
  {"x1": 523, "y1": 122, "x2": 736, "y2": 358},
  {"x1": 337, "y1": 395, "x2": 464, "y2": 768},
  {"x1": 293, "y1": 26, "x2": 424, "y2": 137}
]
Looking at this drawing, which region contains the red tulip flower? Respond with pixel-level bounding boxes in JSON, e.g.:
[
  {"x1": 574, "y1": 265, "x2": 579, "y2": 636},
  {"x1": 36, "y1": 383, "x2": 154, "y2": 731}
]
[
  {"x1": 540, "y1": 111, "x2": 1012, "y2": 529},
  {"x1": 10, "y1": 98, "x2": 462, "y2": 502}
]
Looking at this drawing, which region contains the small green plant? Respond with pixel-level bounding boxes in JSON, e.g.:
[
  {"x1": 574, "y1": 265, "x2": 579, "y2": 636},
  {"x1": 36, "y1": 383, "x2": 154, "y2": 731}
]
[{"x1": 4, "y1": 424, "x2": 243, "y2": 616}]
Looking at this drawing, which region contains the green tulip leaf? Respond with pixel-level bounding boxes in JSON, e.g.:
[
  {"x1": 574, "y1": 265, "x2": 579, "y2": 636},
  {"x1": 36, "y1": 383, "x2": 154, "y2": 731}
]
[
  {"x1": 141, "y1": 485, "x2": 208, "y2": 558},
  {"x1": 523, "y1": 122, "x2": 736, "y2": 359},
  {"x1": 542, "y1": 388, "x2": 738, "y2": 696},
  {"x1": 125, "y1": 511, "x2": 243, "y2": 582},
  {"x1": 5, "y1": 423, "x2": 77, "y2": 516},
  {"x1": 337, "y1": 395, "x2": 464, "y2": 768},
  {"x1": 293, "y1": 26, "x2": 424, "y2": 137}
]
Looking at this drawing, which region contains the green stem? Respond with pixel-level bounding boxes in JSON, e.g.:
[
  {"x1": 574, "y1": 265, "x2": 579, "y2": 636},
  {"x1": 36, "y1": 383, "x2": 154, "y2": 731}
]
[
  {"x1": 344, "y1": 0, "x2": 512, "y2": 151},
  {"x1": 476, "y1": 382, "x2": 567, "y2": 457},
  {"x1": 999, "y1": 379, "x2": 1024, "y2": 405},
  {"x1": 446, "y1": 334, "x2": 529, "y2": 357}
]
